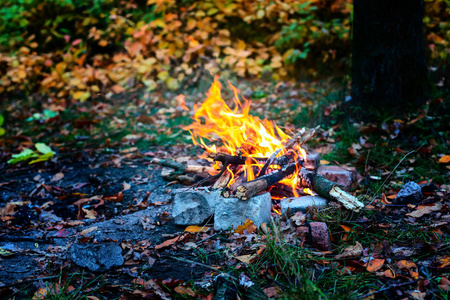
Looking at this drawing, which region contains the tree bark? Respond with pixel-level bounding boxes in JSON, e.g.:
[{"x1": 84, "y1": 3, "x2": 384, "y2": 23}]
[{"x1": 351, "y1": 0, "x2": 430, "y2": 120}]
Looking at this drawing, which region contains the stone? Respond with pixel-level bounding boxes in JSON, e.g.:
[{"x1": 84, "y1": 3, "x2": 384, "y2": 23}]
[
  {"x1": 280, "y1": 196, "x2": 328, "y2": 216},
  {"x1": 317, "y1": 165, "x2": 359, "y2": 190},
  {"x1": 172, "y1": 188, "x2": 220, "y2": 225},
  {"x1": 214, "y1": 193, "x2": 271, "y2": 230},
  {"x1": 309, "y1": 222, "x2": 331, "y2": 251},
  {"x1": 394, "y1": 181, "x2": 423, "y2": 205},
  {"x1": 69, "y1": 243, "x2": 124, "y2": 272}
]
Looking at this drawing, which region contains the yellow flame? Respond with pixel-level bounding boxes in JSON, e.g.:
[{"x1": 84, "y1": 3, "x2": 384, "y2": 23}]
[{"x1": 184, "y1": 77, "x2": 307, "y2": 196}]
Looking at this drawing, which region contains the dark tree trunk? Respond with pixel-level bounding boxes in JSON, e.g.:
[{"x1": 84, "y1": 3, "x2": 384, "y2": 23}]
[{"x1": 351, "y1": 0, "x2": 430, "y2": 120}]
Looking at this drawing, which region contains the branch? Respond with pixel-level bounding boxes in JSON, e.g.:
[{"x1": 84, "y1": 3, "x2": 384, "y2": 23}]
[{"x1": 299, "y1": 169, "x2": 364, "y2": 212}]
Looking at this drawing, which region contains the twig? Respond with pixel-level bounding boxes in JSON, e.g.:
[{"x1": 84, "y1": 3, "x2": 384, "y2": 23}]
[
  {"x1": 0, "y1": 275, "x2": 61, "y2": 289},
  {"x1": 358, "y1": 279, "x2": 418, "y2": 299},
  {"x1": 364, "y1": 147, "x2": 419, "y2": 209}
]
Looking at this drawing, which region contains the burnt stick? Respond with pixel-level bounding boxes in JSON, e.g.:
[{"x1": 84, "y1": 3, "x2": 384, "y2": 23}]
[
  {"x1": 208, "y1": 152, "x2": 290, "y2": 166},
  {"x1": 235, "y1": 161, "x2": 303, "y2": 201}
]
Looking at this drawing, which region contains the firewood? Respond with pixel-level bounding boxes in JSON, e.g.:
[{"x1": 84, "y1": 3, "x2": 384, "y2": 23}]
[
  {"x1": 299, "y1": 169, "x2": 364, "y2": 212},
  {"x1": 208, "y1": 152, "x2": 290, "y2": 166},
  {"x1": 212, "y1": 168, "x2": 232, "y2": 189},
  {"x1": 235, "y1": 161, "x2": 300, "y2": 200},
  {"x1": 258, "y1": 126, "x2": 319, "y2": 176},
  {"x1": 151, "y1": 158, "x2": 215, "y2": 174}
]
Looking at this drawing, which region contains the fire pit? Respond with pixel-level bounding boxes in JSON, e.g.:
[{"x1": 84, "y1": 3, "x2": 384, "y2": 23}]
[{"x1": 152, "y1": 78, "x2": 363, "y2": 230}]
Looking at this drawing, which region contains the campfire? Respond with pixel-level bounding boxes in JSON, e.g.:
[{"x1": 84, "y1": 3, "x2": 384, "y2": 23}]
[{"x1": 152, "y1": 78, "x2": 363, "y2": 228}]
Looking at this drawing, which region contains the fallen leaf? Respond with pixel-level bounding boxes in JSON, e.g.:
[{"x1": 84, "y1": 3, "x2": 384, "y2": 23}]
[
  {"x1": 263, "y1": 286, "x2": 281, "y2": 298},
  {"x1": 436, "y1": 255, "x2": 450, "y2": 268},
  {"x1": 335, "y1": 241, "x2": 363, "y2": 259},
  {"x1": 154, "y1": 236, "x2": 179, "y2": 250},
  {"x1": 79, "y1": 226, "x2": 98, "y2": 236},
  {"x1": 0, "y1": 247, "x2": 15, "y2": 257},
  {"x1": 174, "y1": 286, "x2": 195, "y2": 297},
  {"x1": 235, "y1": 219, "x2": 256, "y2": 234},
  {"x1": 384, "y1": 269, "x2": 396, "y2": 278},
  {"x1": 366, "y1": 259, "x2": 385, "y2": 272},
  {"x1": 184, "y1": 225, "x2": 210, "y2": 233},
  {"x1": 439, "y1": 277, "x2": 450, "y2": 292},
  {"x1": 123, "y1": 182, "x2": 131, "y2": 190},
  {"x1": 406, "y1": 203, "x2": 442, "y2": 218},
  {"x1": 52, "y1": 172, "x2": 64, "y2": 182},
  {"x1": 235, "y1": 254, "x2": 256, "y2": 264},
  {"x1": 438, "y1": 155, "x2": 450, "y2": 163}
]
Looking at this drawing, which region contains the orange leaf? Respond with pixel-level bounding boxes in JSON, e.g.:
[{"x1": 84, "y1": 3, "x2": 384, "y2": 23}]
[
  {"x1": 154, "y1": 236, "x2": 179, "y2": 250},
  {"x1": 174, "y1": 286, "x2": 195, "y2": 297},
  {"x1": 366, "y1": 259, "x2": 385, "y2": 272},
  {"x1": 437, "y1": 256, "x2": 450, "y2": 268},
  {"x1": 384, "y1": 269, "x2": 396, "y2": 278},
  {"x1": 397, "y1": 260, "x2": 417, "y2": 270},
  {"x1": 185, "y1": 225, "x2": 210, "y2": 233},
  {"x1": 438, "y1": 155, "x2": 450, "y2": 164},
  {"x1": 234, "y1": 219, "x2": 256, "y2": 234},
  {"x1": 340, "y1": 225, "x2": 352, "y2": 232}
]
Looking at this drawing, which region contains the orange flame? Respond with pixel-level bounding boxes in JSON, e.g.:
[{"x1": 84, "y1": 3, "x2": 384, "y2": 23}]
[{"x1": 184, "y1": 77, "x2": 306, "y2": 196}]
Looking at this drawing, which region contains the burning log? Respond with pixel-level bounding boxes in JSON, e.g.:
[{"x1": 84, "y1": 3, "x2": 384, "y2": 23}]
[
  {"x1": 235, "y1": 161, "x2": 301, "y2": 200},
  {"x1": 299, "y1": 169, "x2": 364, "y2": 212},
  {"x1": 208, "y1": 152, "x2": 290, "y2": 166},
  {"x1": 258, "y1": 126, "x2": 319, "y2": 176}
]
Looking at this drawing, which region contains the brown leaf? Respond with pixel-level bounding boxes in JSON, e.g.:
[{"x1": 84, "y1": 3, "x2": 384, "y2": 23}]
[
  {"x1": 366, "y1": 259, "x2": 385, "y2": 272},
  {"x1": 51, "y1": 172, "x2": 64, "y2": 182},
  {"x1": 79, "y1": 226, "x2": 98, "y2": 236},
  {"x1": 263, "y1": 286, "x2": 281, "y2": 298},
  {"x1": 406, "y1": 203, "x2": 441, "y2": 218},
  {"x1": 335, "y1": 242, "x2": 363, "y2": 259}
]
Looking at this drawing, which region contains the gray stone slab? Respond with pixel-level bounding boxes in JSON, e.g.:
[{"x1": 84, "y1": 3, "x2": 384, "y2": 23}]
[
  {"x1": 172, "y1": 188, "x2": 220, "y2": 225},
  {"x1": 280, "y1": 196, "x2": 328, "y2": 216},
  {"x1": 69, "y1": 243, "x2": 124, "y2": 272},
  {"x1": 214, "y1": 192, "x2": 271, "y2": 230}
]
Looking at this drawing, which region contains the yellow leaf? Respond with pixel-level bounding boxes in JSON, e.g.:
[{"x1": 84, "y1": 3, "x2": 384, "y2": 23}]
[
  {"x1": 256, "y1": 10, "x2": 265, "y2": 19},
  {"x1": 0, "y1": 247, "x2": 15, "y2": 257},
  {"x1": 73, "y1": 91, "x2": 91, "y2": 102},
  {"x1": 157, "y1": 71, "x2": 169, "y2": 81}
]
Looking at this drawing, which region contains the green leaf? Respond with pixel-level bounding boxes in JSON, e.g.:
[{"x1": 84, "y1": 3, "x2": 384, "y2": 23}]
[
  {"x1": 7, "y1": 148, "x2": 36, "y2": 164},
  {"x1": 35, "y1": 143, "x2": 55, "y2": 155},
  {"x1": 0, "y1": 115, "x2": 4, "y2": 127},
  {"x1": 0, "y1": 128, "x2": 5, "y2": 136},
  {"x1": 29, "y1": 152, "x2": 54, "y2": 164}
]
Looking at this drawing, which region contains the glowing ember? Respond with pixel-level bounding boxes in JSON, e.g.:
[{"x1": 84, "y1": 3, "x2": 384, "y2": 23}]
[{"x1": 183, "y1": 77, "x2": 307, "y2": 197}]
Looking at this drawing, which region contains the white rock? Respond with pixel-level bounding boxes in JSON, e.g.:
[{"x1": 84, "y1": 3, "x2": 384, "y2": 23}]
[
  {"x1": 214, "y1": 193, "x2": 271, "y2": 230},
  {"x1": 172, "y1": 188, "x2": 220, "y2": 225},
  {"x1": 280, "y1": 196, "x2": 328, "y2": 216}
]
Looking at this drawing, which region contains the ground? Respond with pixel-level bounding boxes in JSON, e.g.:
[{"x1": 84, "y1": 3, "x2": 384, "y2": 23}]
[{"x1": 0, "y1": 76, "x2": 449, "y2": 299}]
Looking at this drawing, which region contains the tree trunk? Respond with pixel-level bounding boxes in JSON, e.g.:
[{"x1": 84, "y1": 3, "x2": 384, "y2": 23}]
[{"x1": 351, "y1": 0, "x2": 430, "y2": 120}]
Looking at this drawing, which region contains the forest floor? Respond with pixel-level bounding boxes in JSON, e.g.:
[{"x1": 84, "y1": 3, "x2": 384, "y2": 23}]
[{"x1": 0, "y1": 75, "x2": 449, "y2": 299}]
